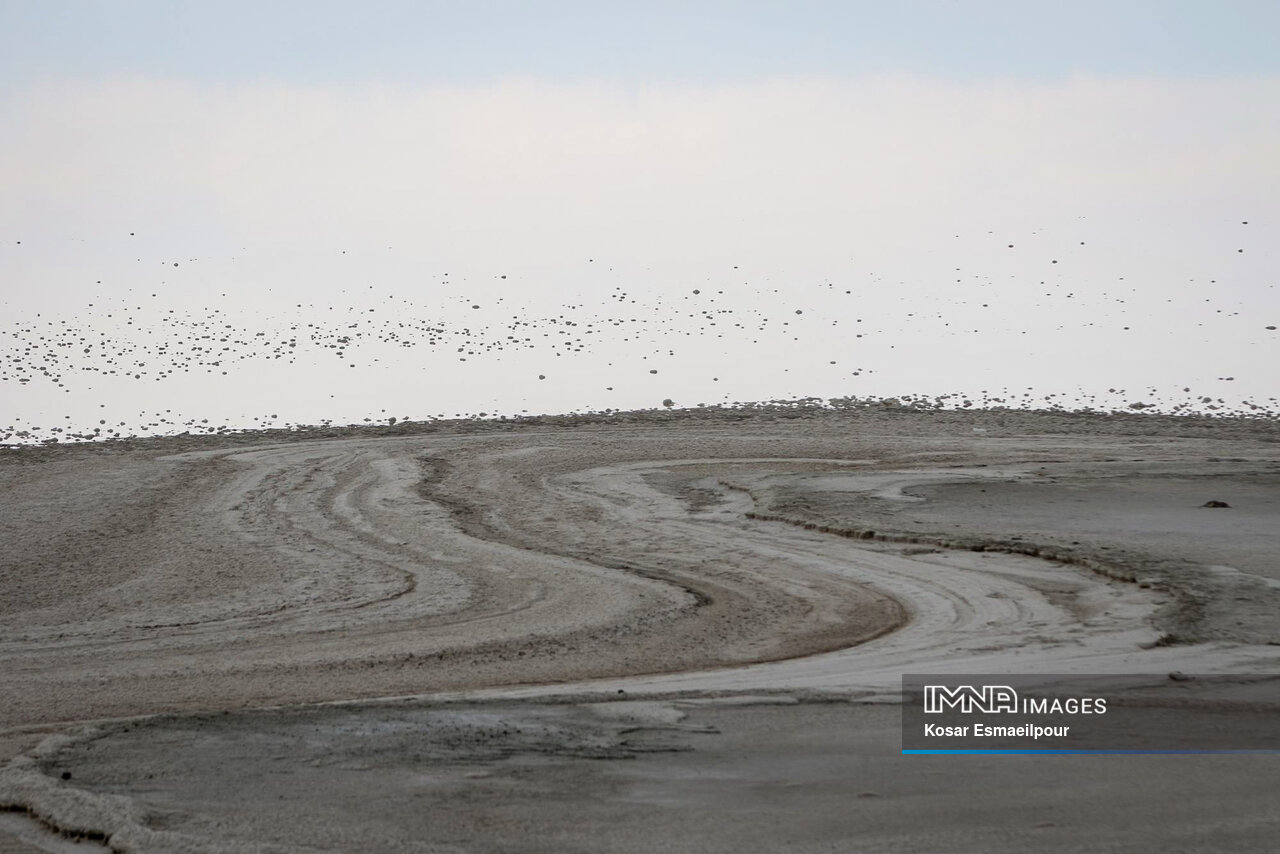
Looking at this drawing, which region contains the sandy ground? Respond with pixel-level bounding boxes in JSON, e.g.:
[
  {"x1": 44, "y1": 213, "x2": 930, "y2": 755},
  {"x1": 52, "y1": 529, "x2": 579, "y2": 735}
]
[{"x1": 2, "y1": 407, "x2": 1279, "y2": 851}]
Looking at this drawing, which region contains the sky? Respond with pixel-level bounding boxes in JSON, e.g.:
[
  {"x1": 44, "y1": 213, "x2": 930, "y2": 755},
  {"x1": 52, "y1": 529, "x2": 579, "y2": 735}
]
[
  {"x1": 4, "y1": 1, "x2": 1280, "y2": 82},
  {"x1": 2, "y1": 2, "x2": 1278, "y2": 441}
]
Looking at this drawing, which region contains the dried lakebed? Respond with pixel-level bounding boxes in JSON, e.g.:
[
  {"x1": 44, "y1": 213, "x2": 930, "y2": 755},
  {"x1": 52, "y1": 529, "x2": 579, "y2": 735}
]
[{"x1": 2, "y1": 409, "x2": 1280, "y2": 851}]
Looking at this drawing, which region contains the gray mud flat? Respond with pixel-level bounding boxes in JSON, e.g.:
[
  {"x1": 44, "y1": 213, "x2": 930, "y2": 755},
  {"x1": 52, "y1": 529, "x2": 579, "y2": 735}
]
[
  {"x1": 2, "y1": 408, "x2": 1280, "y2": 851},
  {"x1": 12, "y1": 696, "x2": 1280, "y2": 854}
]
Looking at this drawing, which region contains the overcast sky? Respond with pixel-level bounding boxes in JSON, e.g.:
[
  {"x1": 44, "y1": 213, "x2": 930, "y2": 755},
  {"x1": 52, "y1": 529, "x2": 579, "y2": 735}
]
[
  {"x1": 5, "y1": 1, "x2": 1280, "y2": 82},
  {"x1": 2, "y1": 2, "x2": 1278, "y2": 440}
]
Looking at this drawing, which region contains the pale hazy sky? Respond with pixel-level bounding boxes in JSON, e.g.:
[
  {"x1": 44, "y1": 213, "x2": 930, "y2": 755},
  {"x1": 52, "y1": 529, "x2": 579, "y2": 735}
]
[
  {"x1": 2, "y1": 2, "x2": 1278, "y2": 440},
  {"x1": 4, "y1": 1, "x2": 1280, "y2": 82}
]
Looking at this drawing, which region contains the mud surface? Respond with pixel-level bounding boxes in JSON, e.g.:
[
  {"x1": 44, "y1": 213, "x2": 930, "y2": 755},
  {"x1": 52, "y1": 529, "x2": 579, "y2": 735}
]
[{"x1": 3, "y1": 407, "x2": 1280, "y2": 851}]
